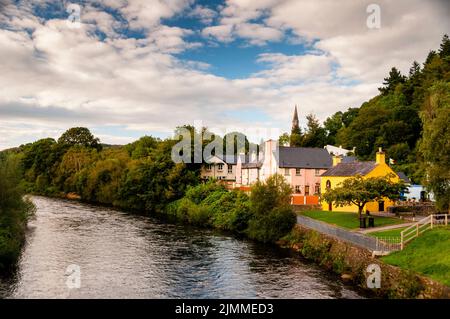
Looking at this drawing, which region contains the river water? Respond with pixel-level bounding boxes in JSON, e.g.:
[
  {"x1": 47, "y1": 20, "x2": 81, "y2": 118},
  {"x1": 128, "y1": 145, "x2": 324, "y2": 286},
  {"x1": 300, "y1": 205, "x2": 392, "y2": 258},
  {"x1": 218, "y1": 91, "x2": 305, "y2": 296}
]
[{"x1": 0, "y1": 196, "x2": 364, "y2": 299}]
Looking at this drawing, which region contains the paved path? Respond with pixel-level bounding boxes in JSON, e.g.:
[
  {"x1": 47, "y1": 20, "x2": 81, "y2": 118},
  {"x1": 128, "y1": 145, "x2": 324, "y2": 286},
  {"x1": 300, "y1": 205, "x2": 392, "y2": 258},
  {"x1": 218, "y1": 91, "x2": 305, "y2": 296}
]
[{"x1": 358, "y1": 222, "x2": 415, "y2": 234}]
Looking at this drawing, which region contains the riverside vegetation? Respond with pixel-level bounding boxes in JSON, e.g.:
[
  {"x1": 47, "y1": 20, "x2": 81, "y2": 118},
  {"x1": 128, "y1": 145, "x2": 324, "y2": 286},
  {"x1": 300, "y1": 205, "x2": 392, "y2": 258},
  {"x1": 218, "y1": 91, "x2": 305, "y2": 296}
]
[{"x1": 0, "y1": 153, "x2": 35, "y2": 272}]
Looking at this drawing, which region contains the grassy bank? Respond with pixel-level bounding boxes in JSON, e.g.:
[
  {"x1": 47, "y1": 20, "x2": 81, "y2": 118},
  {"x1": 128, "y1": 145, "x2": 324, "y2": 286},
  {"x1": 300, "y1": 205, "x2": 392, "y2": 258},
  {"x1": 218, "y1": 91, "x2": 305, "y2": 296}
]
[
  {"x1": 280, "y1": 225, "x2": 450, "y2": 298},
  {"x1": 382, "y1": 227, "x2": 450, "y2": 286},
  {"x1": 300, "y1": 210, "x2": 405, "y2": 229}
]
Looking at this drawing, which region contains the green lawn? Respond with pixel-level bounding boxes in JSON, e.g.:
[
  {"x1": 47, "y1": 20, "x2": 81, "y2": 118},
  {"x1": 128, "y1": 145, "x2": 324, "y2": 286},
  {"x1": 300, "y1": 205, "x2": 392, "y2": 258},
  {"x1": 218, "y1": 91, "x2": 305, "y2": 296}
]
[
  {"x1": 368, "y1": 227, "x2": 408, "y2": 238},
  {"x1": 382, "y1": 227, "x2": 450, "y2": 287},
  {"x1": 300, "y1": 210, "x2": 405, "y2": 230}
]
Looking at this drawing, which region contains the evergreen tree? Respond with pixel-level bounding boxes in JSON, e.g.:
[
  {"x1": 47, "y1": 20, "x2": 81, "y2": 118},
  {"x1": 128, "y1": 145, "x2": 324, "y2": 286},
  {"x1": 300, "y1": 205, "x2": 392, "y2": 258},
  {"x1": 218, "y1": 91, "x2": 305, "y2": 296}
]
[{"x1": 378, "y1": 67, "x2": 406, "y2": 95}]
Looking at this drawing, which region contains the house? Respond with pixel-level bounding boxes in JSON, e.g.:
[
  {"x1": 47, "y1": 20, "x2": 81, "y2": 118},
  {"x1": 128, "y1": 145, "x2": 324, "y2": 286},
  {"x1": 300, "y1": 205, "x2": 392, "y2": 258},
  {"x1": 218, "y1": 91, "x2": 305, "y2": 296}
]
[
  {"x1": 200, "y1": 154, "x2": 238, "y2": 188},
  {"x1": 235, "y1": 139, "x2": 332, "y2": 205},
  {"x1": 320, "y1": 148, "x2": 400, "y2": 212}
]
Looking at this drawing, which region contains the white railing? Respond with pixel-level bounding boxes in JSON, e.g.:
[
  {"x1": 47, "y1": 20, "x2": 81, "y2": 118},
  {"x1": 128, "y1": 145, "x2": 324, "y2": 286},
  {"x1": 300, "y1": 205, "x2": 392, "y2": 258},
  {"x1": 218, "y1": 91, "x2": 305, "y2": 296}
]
[
  {"x1": 400, "y1": 214, "x2": 448, "y2": 250},
  {"x1": 376, "y1": 236, "x2": 402, "y2": 252}
]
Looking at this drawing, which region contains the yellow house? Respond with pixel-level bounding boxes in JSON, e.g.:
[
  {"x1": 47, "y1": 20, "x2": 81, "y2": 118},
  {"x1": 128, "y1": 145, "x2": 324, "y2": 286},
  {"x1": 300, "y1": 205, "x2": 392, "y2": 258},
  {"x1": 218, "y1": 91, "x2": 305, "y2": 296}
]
[{"x1": 320, "y1": 148, "x2": 400, "y2": 212}]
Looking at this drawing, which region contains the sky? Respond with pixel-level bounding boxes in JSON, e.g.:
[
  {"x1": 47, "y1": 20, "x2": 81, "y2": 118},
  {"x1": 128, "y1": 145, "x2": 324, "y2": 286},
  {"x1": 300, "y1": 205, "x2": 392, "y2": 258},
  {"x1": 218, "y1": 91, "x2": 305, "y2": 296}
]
[{"x1": 0, "y1": 0, "x2": 449, "y2": 149}]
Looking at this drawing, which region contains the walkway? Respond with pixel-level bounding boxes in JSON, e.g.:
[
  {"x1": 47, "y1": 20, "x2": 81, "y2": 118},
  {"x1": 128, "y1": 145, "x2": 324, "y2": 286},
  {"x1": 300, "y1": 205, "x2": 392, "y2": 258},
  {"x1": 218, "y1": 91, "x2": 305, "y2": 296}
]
[
  {"x1": 358, "y1": 222, "x2": 415, "y2": 234},
  {"x1": 296, "y1": 215, "x2": 379, "y2": 251}
]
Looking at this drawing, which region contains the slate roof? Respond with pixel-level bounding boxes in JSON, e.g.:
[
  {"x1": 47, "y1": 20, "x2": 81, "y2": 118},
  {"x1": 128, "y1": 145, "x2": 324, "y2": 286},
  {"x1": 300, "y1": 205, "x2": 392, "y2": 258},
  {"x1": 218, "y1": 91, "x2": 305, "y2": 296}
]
[
  {"x1": 278, "y1": 146, "x2": 332, "y2": 169},
  {"x1": 321, "y1": 161, "x2": 377, "y2": 176},
  {"x1": 396, "y1": 171, "x2": 411, "y2": 184},
  {"x1": 341, "y1": 156, "x2": 357, "y2": 163}
]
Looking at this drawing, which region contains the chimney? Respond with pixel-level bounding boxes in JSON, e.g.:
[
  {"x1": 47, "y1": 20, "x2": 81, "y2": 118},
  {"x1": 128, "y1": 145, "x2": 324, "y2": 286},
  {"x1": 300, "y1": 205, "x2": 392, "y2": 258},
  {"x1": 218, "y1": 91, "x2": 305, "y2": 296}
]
[
  {"x1": 332, "y1": 155, "x2": 342, "y2": 167},
  {"x1": 376, "y1": 147, "x2": 385, "y2": 164}
]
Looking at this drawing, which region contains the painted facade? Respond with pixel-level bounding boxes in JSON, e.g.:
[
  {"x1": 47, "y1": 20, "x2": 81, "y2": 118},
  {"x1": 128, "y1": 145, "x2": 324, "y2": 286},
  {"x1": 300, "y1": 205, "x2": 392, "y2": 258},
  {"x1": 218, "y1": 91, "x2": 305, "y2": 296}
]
[{"x1": 321, "y1": 149, "x2": 400, "y2": 212}]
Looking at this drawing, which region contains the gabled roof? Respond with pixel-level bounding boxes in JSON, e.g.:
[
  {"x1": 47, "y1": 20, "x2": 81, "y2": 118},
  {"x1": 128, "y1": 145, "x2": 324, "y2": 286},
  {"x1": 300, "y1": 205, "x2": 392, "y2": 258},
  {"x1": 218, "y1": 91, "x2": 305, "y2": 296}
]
[
  {"x1": 278, "y1": 146, "x2": 332, "y2": 169},
  {"x1": 321, "y1": 161, "x2": 377, "y2": 176},
  {"x1": 204, "y1": 154, "x2": 239, "y2": 164}
]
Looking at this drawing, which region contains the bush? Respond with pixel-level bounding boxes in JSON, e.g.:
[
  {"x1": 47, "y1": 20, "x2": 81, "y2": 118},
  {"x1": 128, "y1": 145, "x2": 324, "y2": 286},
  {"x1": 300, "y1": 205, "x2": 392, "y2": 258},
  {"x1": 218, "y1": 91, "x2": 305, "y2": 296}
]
[
  {"x1": 247, "y1": 205, "x2": 296, "y2": 243},
  {"x1": 0, "y1": 155, "x2": 35, "y2": 271}
]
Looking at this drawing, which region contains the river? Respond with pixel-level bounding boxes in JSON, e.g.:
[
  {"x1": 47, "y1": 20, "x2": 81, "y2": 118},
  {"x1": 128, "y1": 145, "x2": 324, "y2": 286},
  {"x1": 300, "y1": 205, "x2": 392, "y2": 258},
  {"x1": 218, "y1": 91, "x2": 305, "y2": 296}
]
[{"x1": 0, "y1": 196, "x2": 364, "y2": 299}]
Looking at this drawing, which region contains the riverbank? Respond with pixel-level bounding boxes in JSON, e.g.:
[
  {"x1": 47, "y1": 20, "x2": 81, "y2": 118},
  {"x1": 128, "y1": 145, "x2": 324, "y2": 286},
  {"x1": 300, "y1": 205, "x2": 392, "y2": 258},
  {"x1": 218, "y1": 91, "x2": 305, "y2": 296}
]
[
  {"x1": 0, "y1": 157, "x2": 35, "y2": 273},
  {"x1": 278, "y1": 225, "x2": 450, "y2": 299}
]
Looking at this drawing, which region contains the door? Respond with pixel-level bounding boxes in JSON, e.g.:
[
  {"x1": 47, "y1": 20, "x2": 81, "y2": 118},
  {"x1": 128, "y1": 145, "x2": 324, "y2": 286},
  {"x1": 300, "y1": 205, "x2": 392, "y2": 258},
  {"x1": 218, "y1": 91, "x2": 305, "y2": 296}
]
[{"x1": 378, "y1": 201, "x2": 384, "y2": 212}]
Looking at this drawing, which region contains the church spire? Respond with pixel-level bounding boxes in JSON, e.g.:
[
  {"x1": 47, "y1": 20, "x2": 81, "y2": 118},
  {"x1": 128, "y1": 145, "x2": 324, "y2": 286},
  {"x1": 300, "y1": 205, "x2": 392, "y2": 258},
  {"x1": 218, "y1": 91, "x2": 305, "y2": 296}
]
[{"x1": 291, "y1": 105, "x2": 299, "y2": 133}]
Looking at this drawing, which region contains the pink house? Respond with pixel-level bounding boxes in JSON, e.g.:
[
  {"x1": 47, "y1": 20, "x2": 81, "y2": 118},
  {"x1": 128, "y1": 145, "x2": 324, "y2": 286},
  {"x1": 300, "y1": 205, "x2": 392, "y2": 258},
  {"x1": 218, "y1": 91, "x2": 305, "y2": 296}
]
[{"x1": 235, "y1": 140, "x2": 332, "y2": 204}]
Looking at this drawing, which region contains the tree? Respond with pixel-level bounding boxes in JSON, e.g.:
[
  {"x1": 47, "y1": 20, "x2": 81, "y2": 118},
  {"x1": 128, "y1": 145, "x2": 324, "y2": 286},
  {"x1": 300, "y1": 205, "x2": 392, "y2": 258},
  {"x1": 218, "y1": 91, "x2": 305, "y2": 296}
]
[
  {"x1": 418, "y1": 82, "x2": 450, "y2": 211},
  {"x1": 247, "y1": 174, "x2": 296, "y2": 243},
  {"x1": 323, "y1": 174, "x2": 406, "y2": 217},
  {"x1": 302, "y1": 113, "x2": 327, "y2": 147},
  {"x1": 250, "y1": 174, "x2": 293, "y2": 216},
  {"x1": 439, "y1": 34, "x2": 450, "y2": 58},
  {"x1": 324, "y1": 111, "x2": 343, "y2": 145},
  {"x1": 278, "y1": 133, "x2": 290, "y2": 146},
  {"x1": 58, "y1": 127, "x2": 101, "y2": 150},
  {"x1": 378, "y1": 67, "x2": 406, "y2": 95}
]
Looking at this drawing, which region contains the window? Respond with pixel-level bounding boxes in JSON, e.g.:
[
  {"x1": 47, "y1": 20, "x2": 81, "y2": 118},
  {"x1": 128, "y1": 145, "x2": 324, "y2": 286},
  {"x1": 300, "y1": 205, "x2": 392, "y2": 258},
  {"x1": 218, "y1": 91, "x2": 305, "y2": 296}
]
[
  {"x1": 326, "y1": 180, "x2": 331, "y2": 189},
  {"x1": 217, "y1": 164, "x2": 224, "y2": 171},
  {"x1": 228, "y1": 166, "x2": 233, "y2": 174},
  {"x1": 205, "y1": 164, "x2": 212, "y2": 171},
  {"x1": 295, "y1": 168, "x2": 301, "y2": 176},
  {"x1": 315, "y1": 183, "x2": 320, "y2": 194},
  {"x1": 295, "y1": 185, "x2": 301, "y2": 194},
  {"x1": 305, "y1": 185, "x2": 310, "y2": 196},
  {"x1": 285, "y1": 168, "x2": 290, "y2": 176},
  {"x1": 315, "y1": 169, "x2": 321, "y2": 176}
]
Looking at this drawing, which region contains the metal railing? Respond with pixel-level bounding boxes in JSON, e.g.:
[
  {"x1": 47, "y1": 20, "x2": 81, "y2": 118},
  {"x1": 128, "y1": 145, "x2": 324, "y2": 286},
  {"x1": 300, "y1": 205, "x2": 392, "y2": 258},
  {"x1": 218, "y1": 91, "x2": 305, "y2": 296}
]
[
  {"x1": 400, "y1": 214, "x2": 448, "y2": 250},
  {"x1": 376, "y1": 236, "x2": 402, "y2": 252}
]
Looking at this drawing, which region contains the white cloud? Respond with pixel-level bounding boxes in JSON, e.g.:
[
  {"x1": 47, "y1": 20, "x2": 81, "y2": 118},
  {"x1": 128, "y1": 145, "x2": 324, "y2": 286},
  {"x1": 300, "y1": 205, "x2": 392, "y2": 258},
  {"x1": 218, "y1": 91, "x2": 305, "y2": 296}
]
[
  {"x1": 0, "y1": 0, "x2": 448, "y2": 149},
  {"x1": 188, "y1": 5, "x2": 217, "y2": 25}
]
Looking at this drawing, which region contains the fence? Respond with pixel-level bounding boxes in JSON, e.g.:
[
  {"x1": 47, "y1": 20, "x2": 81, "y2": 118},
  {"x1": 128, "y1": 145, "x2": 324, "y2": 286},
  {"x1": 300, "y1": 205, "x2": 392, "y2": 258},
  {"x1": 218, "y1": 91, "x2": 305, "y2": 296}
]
[
  {"x1": 296, "y1": 215, "x2": 381, "y2": 252},
  {"x1": 375, "y1": 236, "x2": 402, "y2": 252},
  {"x1": 400, "y1": 214, "x2": 448, "y2": 249}
]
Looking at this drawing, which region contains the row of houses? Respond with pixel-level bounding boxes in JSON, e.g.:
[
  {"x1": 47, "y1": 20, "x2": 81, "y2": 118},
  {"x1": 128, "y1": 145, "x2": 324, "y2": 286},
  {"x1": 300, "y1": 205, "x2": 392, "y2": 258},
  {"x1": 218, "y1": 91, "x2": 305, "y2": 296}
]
[{"x1": 200, "y1": 139, "x2": 402, "y2": 212}]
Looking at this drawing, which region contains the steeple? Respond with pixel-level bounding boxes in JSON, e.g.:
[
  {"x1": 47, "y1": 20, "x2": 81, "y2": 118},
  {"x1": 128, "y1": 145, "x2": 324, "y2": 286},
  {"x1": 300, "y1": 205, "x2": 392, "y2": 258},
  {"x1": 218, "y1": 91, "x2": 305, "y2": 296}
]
[{"x1": 291, "y1": 105, "x2": 299, "y2": 133}]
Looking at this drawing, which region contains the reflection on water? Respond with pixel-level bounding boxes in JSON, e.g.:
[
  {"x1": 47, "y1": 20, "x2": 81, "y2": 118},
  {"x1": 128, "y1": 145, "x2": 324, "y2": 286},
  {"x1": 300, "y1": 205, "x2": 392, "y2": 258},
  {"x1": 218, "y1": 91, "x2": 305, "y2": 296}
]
[{"x1": 0, "y1": 196, "x2": 364, "y2": 299}]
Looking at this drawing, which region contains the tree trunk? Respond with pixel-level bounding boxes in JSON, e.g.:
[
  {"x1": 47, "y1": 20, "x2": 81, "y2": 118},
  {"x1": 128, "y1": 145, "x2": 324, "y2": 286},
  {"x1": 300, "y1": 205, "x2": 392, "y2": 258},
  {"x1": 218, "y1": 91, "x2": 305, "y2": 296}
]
[{"x1": 358, "y1": 205, "x2": 363, "y2": 218}]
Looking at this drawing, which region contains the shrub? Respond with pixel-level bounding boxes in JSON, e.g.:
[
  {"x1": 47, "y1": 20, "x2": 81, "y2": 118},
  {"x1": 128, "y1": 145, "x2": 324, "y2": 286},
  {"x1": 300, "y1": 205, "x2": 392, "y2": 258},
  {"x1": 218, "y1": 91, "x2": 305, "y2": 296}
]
[{"x1": 247, "y1": 205, "x2": 296, "y2": 243}]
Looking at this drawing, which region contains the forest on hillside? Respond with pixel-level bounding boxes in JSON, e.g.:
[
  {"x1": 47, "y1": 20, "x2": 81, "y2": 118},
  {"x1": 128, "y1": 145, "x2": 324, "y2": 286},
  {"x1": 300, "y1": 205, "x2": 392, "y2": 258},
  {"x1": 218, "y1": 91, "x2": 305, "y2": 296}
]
[{"x1": 281, "y1": 34, "x2": 450, "y2": 189}]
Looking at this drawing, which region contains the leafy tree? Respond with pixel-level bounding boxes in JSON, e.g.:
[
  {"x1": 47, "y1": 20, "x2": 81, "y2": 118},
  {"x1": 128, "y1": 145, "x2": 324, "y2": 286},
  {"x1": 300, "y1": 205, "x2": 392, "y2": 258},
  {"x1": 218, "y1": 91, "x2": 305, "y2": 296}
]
[
  {"x1": 278, "y1": 132, "x2": 290, "y2": 146},
  {"x1": 323, "y1": 174, "x2": 406, "y2": 217},
  {"x1": 250, "y1": 174, "x2": 293, "y2": 216},
  {"x1": 324, "y1": 111, "x2": 343, "y2": 145},
  {"x1": 247, "y1": 174, "x2": 296, "y2": 243},
  {"x1": 418, "y1": 82, "x2": 450, "y2": 211},
  {"x1": 0, "y1": 155, "x2": 35, "y2": 271},
  {"x1": 58, "y1": 127, "x2": 101, "y2": 150},
  {"x1": 125, "y1": 136, "x2": 158, "y2": 159}
]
